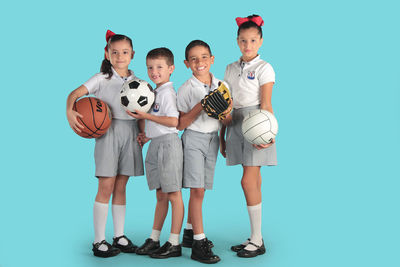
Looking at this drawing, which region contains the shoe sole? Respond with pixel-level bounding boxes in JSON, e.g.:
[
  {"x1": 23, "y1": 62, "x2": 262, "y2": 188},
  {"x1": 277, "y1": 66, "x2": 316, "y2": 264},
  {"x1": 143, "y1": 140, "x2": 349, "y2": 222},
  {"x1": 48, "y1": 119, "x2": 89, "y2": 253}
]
[
  {"x1": 93, "y1": 250, "x2": 120, "y2": 258},
  {"x1": 136, "y1": 248, "x2": 160, "y2": 255},
  {"x1": 237, "y1": 249, "x2": 266, "y2": 258},
  {"x1": 149, "y1": 251, "x2": 182, "y2": 259},
  {"x1": 191, "y1": 254, "x2": 221, "y2": 264}
]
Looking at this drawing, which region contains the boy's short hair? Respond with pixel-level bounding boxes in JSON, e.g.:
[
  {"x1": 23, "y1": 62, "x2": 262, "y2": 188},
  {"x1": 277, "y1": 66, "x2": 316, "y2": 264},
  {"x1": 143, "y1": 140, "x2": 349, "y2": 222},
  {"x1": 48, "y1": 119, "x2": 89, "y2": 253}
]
[
  {"x1": 146, "y1": 47, "x2": 174, "y2": 66},
  {"x1": 185, "y1": 40, "x2": 212, "y2": 60}
]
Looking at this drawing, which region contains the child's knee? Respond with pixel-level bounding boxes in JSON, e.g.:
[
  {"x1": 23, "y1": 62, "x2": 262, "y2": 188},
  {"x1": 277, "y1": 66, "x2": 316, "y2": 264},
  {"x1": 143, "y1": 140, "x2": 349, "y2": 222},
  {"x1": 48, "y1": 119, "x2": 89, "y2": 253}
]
[
  {"x1": 156, "y1": 189, "x2": 168, "y2": 202},
  {"x1": 167, "y1": 191, "x2": 182, "y2": 202},
  {"x1": 190, "y1": 188, "x2": 205, "y2": 199}
]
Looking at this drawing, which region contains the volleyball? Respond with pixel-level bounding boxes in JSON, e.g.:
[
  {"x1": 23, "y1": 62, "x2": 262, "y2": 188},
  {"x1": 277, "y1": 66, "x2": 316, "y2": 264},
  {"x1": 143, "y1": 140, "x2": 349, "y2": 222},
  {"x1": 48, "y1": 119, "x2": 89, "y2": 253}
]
[
  {"x1": 120, "y1": 78, "x2": 155, "y2": 113},
  {"x1": 242, "y1": 109, "x2": 278, "y2": 145}
]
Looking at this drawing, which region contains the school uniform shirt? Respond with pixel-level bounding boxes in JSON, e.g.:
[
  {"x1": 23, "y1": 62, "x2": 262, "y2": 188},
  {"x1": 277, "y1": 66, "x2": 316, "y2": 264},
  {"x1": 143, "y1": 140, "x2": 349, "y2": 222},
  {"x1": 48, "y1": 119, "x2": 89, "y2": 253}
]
[
  {"x1": 84, "y1": 67, "x2": 137, "y2": 120},
  {"x1": 145, "y1": 82, "x2": 179, "y2": 139},
  {"x1": 177, "y1": 74, "x2": 222, "y2": 133},
  {"x1": 224, "y1": 55, "x2": 275, "y2": 109}
]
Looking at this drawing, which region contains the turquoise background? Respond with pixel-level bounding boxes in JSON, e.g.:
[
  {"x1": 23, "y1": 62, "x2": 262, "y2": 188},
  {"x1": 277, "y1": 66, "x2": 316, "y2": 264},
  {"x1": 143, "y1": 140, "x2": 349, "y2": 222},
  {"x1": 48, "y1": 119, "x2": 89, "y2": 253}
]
[{"x1": 1, "y1": 0, "x2": 399, "y2": 266}]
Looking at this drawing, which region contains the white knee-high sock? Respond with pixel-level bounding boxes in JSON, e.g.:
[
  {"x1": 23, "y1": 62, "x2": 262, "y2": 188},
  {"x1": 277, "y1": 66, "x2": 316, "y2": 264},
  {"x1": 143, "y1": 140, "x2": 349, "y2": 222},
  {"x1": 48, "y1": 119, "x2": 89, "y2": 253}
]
[
  {"x1": 93, "y1": 201, "x2": 109, "y2": 250},
  {"x1": 112, "y1": 204, "x2": 128, "y2": 245},
  {"x1": 245, "y1": 203, "x2": 262, "y2": 251}
]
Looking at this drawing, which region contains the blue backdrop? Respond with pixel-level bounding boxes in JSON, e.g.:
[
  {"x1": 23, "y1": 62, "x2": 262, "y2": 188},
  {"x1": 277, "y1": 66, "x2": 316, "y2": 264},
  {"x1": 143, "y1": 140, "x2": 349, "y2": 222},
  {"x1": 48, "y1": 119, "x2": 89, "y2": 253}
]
[{"x1": 1, "y1": 0, "x2": 399, "y2": 266}]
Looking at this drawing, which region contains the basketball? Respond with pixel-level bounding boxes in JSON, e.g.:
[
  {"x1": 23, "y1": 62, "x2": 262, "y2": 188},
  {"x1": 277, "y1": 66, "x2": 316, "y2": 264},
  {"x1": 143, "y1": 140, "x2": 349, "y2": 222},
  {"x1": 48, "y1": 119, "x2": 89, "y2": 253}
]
[
  {"x1": 72, "y1": 97, "x2": 112, "y2": 138},
  {"x1": 242, "y1": 109, "x2": 278, "y2": 145}
]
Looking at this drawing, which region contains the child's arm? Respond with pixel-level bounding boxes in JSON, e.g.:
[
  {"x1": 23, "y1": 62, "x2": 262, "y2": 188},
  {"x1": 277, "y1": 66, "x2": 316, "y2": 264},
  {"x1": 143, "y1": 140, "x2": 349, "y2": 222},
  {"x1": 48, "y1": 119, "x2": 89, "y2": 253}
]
[
  {"x1": 260, "y1": 82, "x2": 274, "y2": 113},
  {"x1": 126, "y1": 110, "x2": 178, "y2": 128},
  {"x1": 219, "y1": 124, "x2": 227, "y2": 158},
  {"x1": 176, "y1": 102, "x2": 203, "y2": 130},
  {"x1": 255, "y1": 82, "x2": 275, "y2": 150},
  {"x1": 66, "y1": 85, "x2": 89, "y2": 133}
]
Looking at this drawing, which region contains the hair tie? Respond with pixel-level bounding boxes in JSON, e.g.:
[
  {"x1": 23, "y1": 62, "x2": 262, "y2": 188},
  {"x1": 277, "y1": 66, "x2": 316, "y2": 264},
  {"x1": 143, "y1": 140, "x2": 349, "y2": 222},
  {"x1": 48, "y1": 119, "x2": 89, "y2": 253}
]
[
  {"x1": 104, "y1": 29, "x2": 116, "y2": 53},
  {"x1": 235, "y1": 16, "x2": 264, "y2": 27}
]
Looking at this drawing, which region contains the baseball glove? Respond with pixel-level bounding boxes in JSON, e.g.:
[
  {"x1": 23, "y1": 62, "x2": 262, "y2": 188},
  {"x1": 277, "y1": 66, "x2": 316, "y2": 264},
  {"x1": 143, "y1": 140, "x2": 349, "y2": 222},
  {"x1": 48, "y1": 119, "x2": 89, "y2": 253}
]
[{"x1": 201, "y1": 82, "x2": 232, "y2": 120}]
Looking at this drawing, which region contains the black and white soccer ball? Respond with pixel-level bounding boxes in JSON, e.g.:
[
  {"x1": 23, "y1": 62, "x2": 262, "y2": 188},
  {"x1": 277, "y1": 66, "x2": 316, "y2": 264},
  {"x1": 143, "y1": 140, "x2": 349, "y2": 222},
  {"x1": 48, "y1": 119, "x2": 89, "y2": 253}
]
[
  {"x1": 120, "y1": 79, "x2": 155, "y2": 113},
  {"x1": 242, "y1": 109, "x2": 278, "y2": 145}
]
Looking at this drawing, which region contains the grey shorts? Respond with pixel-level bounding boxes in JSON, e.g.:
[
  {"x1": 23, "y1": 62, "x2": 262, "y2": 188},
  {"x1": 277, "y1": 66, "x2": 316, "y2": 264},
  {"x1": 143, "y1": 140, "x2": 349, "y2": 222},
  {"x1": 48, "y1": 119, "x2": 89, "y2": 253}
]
[
  {"x1": 181, "y1": 129, "x2": 219, "y2": 190},
  {"x1": 145, "y1": 133, "x2": 183, "y2": 193},
  {"x1": 226, "y1": 105, "x2": 277, "y2": 166},
  {"x1": 94, "y1": 119, "x2": 144, "y2": 177}
]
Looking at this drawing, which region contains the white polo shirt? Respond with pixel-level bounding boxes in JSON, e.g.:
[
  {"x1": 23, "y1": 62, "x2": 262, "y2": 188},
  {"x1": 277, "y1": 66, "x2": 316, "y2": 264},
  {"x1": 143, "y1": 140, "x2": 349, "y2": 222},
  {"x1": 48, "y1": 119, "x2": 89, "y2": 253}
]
[
  {"x1": 145, "y1": 82, "x2": 179, "y2": 139},
  {"x1": 177, "y1": 74, "x2": 221, "y2": 133},
  {"x1": 224, "y1": 55, "x2": 275, "y2": 109},
  {"x1": 84, "y1": 67, "x2": 138, "y2": 120}
]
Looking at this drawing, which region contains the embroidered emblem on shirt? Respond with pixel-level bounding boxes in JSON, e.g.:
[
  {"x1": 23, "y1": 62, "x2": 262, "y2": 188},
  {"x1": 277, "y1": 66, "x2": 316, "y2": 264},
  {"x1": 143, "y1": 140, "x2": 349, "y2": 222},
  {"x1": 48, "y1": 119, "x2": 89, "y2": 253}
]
[
  {"x1": 247, "y1": 71, "x2": 255, "y2": 80},
  {"x1": 153, "y1": 103, "x2": 160, "y2": 112}
]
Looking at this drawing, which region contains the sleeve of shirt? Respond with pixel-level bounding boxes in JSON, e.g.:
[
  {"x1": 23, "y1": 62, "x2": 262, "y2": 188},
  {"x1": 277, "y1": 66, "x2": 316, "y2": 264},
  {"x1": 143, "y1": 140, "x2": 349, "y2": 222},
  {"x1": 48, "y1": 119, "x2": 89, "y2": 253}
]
[
  {"x1": 258, "y1": 63, "x2": 275, "y2": 86},
  {"x1": 177, "y1": 85, "x2": 190, "y2": 113},
  {"x1": 83, "y1": 73, "x2": 102, "y2": 95},
  {"x1": 160, "y1": 90, "x2": 179, "y2": 118}
]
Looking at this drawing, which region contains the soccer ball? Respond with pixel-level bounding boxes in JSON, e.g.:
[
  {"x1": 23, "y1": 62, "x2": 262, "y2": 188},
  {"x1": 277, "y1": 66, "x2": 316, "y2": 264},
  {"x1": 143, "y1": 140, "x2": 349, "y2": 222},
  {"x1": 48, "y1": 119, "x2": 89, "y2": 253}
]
[
  {"x1": 120, "y1": 79, "x2": 155, "y2": 113},
  {"x1": 242, "y1": 109, "x2": 278, "y2": 145}
]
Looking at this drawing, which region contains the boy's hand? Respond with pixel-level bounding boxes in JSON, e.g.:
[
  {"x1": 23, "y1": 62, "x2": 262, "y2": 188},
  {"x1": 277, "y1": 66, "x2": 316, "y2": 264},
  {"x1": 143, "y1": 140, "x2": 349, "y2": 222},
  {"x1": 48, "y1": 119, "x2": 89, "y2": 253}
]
[
  {"x1": 253, "y1": 138, "x2": 275, "y2": 150},
  {"x1": 220, "y1": 138, "x2": 227, "y2": 158},
  {"x1": 126, "y1": 109, "x2": 149, "y2": 120},
  {"x1": 137, "y1": 132, "x2": 150, "y2": 147},
  {"x1": 67, "y1": 109, "x2": 84, "y2": 133}
]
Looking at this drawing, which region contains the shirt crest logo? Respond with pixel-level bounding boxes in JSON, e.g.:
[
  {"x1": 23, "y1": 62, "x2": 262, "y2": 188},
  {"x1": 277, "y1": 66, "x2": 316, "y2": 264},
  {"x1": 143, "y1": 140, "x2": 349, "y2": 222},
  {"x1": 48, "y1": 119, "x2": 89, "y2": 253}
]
[
  {"x1": 247, "y1": 71, "x2": 255, "y2": 80},
  {"x1": 153, "y1": 103, "x2": 160, "y2": 112}
]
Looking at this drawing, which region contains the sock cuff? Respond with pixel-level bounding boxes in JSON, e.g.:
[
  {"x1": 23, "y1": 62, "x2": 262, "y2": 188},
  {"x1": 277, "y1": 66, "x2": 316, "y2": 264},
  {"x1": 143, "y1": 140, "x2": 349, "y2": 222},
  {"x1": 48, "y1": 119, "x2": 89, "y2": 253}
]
[
  {"x1": 193, "y1": 233, "x2": 206, "y2": 240},
  {"x1": 186, "y1": 223, "x2": 193, "y2": 230},
  {"x1": 247, "y1": 202, "x2": 262, "y2": 211},
  {"x1": 94, "y1": 201, "x2": 109, "y2": 208}
]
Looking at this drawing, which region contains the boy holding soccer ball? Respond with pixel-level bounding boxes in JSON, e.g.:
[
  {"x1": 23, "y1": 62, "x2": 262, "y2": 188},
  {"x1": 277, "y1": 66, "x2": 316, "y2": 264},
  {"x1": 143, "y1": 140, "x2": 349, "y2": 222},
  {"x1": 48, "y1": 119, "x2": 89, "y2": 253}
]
[{"x1": 126, "y1": 48, "x2": 184, "y2": 259}]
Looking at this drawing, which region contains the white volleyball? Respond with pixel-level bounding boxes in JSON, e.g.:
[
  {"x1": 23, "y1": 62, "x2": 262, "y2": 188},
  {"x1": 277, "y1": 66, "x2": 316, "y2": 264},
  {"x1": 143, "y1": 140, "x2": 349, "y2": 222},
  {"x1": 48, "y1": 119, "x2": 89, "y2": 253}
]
[{"x1": 242, "y1": 109, "x2": 278, "y2": 145}]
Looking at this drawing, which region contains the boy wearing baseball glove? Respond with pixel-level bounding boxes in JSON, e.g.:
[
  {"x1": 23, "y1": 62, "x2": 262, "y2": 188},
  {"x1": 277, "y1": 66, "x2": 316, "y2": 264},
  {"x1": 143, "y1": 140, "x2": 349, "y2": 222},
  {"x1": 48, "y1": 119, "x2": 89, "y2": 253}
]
[{"x1": 177, "y1": 40, "x2": 232, "y2": 264}]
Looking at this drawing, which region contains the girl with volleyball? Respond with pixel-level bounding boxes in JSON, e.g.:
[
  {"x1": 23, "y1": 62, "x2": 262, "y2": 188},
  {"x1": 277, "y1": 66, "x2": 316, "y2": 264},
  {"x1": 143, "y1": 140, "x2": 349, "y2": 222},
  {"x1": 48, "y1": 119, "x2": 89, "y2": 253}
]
[
  {"x1": 220, "y1": 15, "x2": 277, "y2": 258},
  {"x1": 66, "y1": 30, "x2": 144, "y2": 258}
]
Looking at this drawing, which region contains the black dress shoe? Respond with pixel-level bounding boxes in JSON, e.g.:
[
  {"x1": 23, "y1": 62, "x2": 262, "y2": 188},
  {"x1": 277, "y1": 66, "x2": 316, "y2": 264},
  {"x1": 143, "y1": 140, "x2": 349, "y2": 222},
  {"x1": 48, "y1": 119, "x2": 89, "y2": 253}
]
[
  {"x1": 182, "y1": 229, "x2": 194, "y2": 248},
  {"x1": 231, "y1": 238, "x2": 250, "y2": 252},
  {"x1": 112, "y1": 235, "x2": 138, "y2": 253},
  {"x1": 150, "y1": 241, "x2": 182, "y2": 259},
  {"x1": 237, "y1": 240, "x2": 266, "y2": 258},
  {"x1": 182, "y1": 229, "x2": 214, "y2": 248},
  {"x1": 191, "y1": 238, "x2": 220, "y2": 264},
  {"x1": 136, "y1": 238, "x2": 160, "y2": 255},
  {"x1": 92, "y1": 240, "x2": 121, "y2": 258}
]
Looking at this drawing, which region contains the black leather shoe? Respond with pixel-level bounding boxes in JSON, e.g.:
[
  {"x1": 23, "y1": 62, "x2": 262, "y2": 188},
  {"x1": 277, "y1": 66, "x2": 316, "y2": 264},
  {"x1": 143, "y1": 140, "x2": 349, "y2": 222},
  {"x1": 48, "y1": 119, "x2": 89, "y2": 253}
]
[
  {"x1": 191, "y1": 238, "x2": 220, "y2": 264},
  {"x1": 150, "y1": 241, "x2": 182, "y2": 259},
  {"x1": 136, "y1": 238, "x2": 160, "y2": 255},
  {"x1": 92, "y1": 240, "x2": 121, "y2": 258},
  {"x1": 182, "y1": 229, "x2": 214, "y2": 248},
  {"x1": 231, "y1": 238, "x2": 250, "y2": 252},
  {"x1": 237, "y1": 240, "x2": 266, "y2": 258},
  {"x1": 112, "y1": 235, "x2": 138, "y2": 253},
  {"x1": 182, "y1": 229, "x2": 194, "y2": 248}
]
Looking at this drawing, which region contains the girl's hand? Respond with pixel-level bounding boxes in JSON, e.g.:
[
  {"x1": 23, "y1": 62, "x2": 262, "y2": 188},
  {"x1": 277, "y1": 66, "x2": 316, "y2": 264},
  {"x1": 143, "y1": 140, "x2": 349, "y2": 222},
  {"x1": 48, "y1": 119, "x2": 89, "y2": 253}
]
[
  {"x1": 67, "y1": 109, "x2": 84, "y2": 133},
  {"x1": 137, "y1": 132, "x2": 150, "y2": 147},
  {"x1": 126, "y1": 109, "x2": 149, "y2": 120},
  {"x1": 253, "y1": 138, "x2": 275, "y2": 150},
  {"x1": 220, "y1": 138, "x2": 227, "y2": 158}
]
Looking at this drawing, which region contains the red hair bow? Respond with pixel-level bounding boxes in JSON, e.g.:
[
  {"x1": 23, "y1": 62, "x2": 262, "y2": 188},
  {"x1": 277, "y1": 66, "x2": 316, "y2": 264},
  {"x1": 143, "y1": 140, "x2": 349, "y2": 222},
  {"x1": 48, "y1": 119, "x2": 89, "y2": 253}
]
[
  {"x1": 104, "y1": 29, "x2": 116, "y2": 52},
  {"x1": 235, "y1": 16, "x2": 264, "y2": 27}
]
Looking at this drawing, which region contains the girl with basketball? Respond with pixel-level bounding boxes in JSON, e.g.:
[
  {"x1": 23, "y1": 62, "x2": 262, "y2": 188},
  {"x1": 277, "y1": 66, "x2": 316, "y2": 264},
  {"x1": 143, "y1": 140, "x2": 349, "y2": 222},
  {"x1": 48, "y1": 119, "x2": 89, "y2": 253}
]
[
  {"x1": 66, "y1": 30, "x2": 144, "y2": 258},
  {"x1": 220, "y1": 15, "x2": 277, "y2": 258}
]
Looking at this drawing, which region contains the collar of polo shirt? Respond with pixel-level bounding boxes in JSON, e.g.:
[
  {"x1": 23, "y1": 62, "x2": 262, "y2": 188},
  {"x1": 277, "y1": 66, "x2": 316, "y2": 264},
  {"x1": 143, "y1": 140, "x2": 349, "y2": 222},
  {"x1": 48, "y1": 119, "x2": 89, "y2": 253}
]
[
  {"x1": 239, "y1": 55, "x2": 261, "y2": 67},
  {"x1": 111, "y1": 66, "x2": 134, "y2": 81},
  {"x1": 190, "y1": 73, "x2": 219, "y2": 91}
]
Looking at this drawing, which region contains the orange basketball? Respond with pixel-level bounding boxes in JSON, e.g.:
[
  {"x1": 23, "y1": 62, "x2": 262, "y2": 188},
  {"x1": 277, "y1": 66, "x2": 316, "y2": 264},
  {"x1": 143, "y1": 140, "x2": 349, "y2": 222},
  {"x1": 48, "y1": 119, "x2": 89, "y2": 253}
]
[{"x1": 72, "y1": 97, "x2": 112, "y2": 138}]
